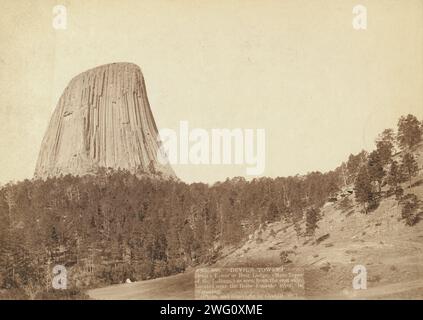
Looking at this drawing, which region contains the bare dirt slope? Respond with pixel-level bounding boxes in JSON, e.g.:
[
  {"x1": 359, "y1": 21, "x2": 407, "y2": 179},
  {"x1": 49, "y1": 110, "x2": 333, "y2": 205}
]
[
  {"x1": 216, "y1": 145, "x2": 423, "y2": 299},
  {"x1": 218, "y1": 192, "x2": 423, "y2": 299},
  {"x1": 88, "y1": 270, "x2": 195, "y2": 300}
]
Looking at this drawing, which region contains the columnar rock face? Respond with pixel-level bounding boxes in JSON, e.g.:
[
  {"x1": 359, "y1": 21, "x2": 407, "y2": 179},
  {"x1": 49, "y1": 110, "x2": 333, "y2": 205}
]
[{"x1": 35, "y1": 62, "x2": 176, "y2": 179}]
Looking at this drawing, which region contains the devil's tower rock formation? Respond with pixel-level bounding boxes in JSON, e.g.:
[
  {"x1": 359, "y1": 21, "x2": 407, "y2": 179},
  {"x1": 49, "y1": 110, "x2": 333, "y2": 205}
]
[{"x1": 35, "y1": 62, "x2": 176, "y2": 179}]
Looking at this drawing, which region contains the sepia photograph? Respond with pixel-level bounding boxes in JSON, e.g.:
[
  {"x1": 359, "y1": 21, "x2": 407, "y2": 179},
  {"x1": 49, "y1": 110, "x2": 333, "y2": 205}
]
[{"x1": 0, "y1": 0, "x2": 422, "y2": 307}]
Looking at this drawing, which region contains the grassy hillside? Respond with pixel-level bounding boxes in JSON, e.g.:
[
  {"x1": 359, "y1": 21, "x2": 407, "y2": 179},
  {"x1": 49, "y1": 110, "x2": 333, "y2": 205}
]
[{"x1": 217, "y1": 143, "x2": 423, "y2": 298}]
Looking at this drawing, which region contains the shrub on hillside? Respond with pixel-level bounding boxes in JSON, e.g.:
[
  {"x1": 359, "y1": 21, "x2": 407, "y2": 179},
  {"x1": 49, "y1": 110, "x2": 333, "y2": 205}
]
[{"x1": 400, "y1": 194, "x2": 421, "y2": 226}]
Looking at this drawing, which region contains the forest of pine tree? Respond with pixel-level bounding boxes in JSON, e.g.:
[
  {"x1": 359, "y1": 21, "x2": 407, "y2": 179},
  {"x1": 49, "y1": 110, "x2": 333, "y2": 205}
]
[
  {"x1": 0, "y1": 168, "x2": 341, "y2": 298},
  {"x1": 0, "y1": 114, "x2": 421, "y2": 298}
]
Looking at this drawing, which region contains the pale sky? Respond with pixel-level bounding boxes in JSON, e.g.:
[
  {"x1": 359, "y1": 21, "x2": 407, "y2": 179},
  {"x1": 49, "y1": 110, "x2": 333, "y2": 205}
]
[{"x1": 0, "y1": 0, "x2": 422, "y2": 184}]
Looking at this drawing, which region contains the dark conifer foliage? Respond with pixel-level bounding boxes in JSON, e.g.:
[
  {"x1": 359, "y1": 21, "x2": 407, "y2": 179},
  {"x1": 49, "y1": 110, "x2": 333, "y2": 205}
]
[{"x1": 0, "y1": 169, "x2": 341, "y2": 296}]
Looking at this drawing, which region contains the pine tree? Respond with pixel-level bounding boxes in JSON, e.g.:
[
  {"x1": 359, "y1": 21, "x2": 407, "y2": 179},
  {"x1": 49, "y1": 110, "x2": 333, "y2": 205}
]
[
  {"x1": 347, "y1": 151, "x2": 367, "y2": 182},
  {"x1": 367, "y1": 150, "x2": 385, "y2": 193},
  {"x1": 397, "y1": 114, "x2": 422, "y2": 150},
  {"x1": 354, "y1": 166, "x2": 374, "y2": 213},
  {"x1": 387, "y1": 160, "x2": 404, "y2": 195},
  {"x1": 266, "y1": 202, "x2": 279, "y2": 222},
  {"x1": 376, "y1": 128, "x2": 395, "y2": 165},
  {"x1": 305, "y1": 207, "x2": 320, "y2": 237},
  {"x1": 400, "y1": 153, "x2": 419, "y2": 188}
]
